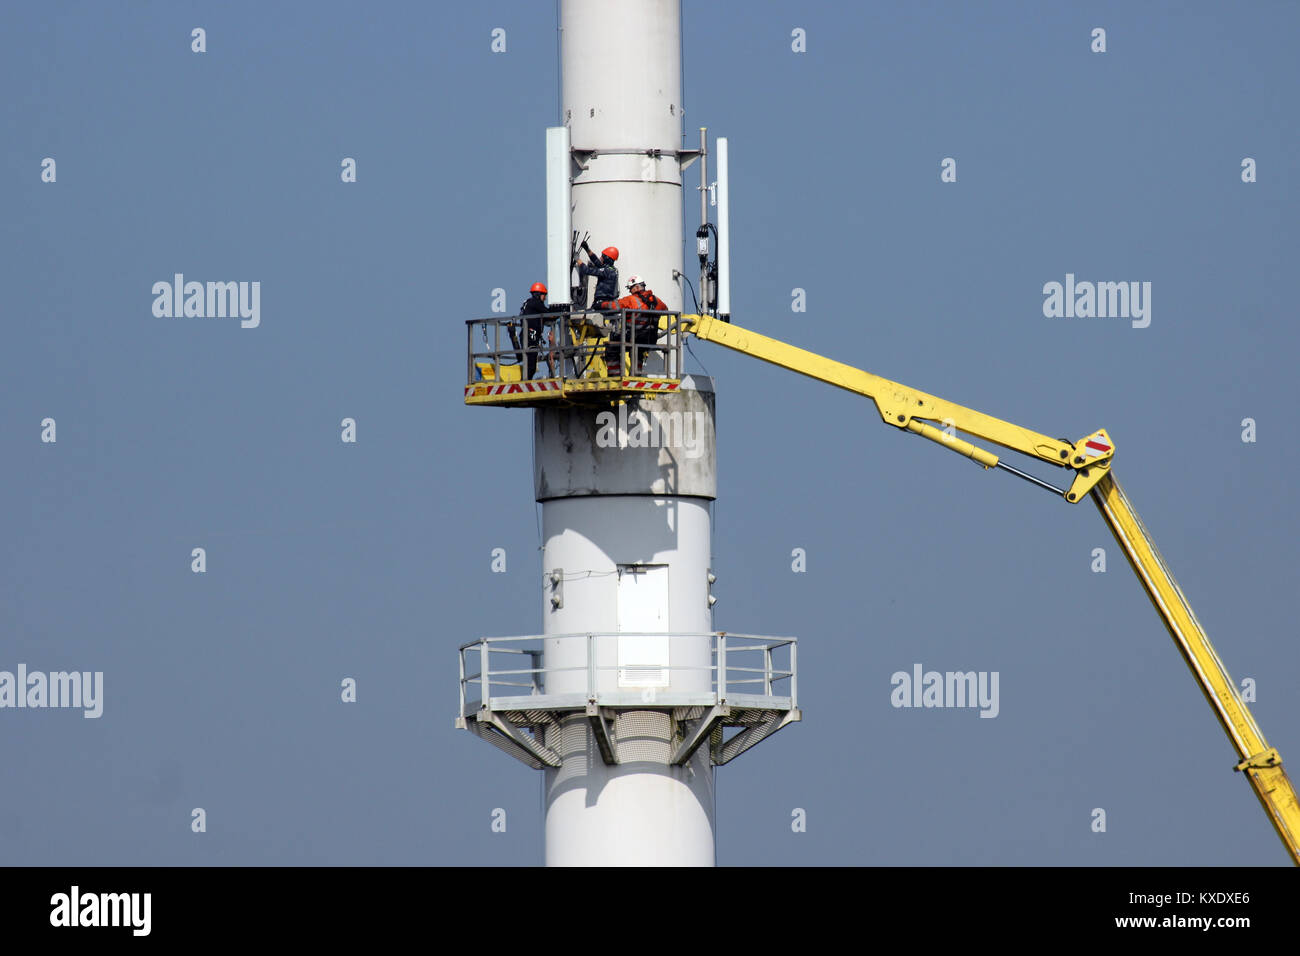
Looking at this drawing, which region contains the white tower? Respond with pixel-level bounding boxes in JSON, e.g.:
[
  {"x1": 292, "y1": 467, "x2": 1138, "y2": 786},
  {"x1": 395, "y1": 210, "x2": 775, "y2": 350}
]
[{"x1": 458, "y1": 0, "x2": 798, "y2": 867}]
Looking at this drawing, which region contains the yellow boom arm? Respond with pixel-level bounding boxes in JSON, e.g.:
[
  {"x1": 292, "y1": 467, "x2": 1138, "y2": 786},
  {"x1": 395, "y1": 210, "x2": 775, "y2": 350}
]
[{"x1": 679, "y1": 312, "x2": 1300, "y2": 863}]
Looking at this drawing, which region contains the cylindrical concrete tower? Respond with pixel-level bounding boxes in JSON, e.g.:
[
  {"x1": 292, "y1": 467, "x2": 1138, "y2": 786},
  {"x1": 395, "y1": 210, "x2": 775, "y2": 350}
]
[
  {"x1": 535, "y1": 387, "x2": 717, "y2": 866},
  {"x1": 457, "y1": 0, "x2": 799, "y2": 869},
  {"x1": 539, "y1": 0, "x2": 711, "y2": 867},
  {"x1": 561, "y1": 0, "x2": 684, "y2": 314}
]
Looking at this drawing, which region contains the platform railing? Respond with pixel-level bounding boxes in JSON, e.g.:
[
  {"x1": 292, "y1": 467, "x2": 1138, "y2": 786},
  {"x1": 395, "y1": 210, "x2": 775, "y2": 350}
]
[
  {"x1": 465, "y1": 310, "x2": 685, "y2": 387},
  {"x1": 457, "y1": 631, "x2": 797, "y2": 717}
]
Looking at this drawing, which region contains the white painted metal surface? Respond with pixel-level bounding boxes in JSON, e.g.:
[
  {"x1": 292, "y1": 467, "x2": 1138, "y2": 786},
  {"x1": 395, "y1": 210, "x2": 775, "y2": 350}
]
[
  {"x1": 535, "y1": 0, "x2": 716, "y2": 866},
  {"x1": 559, "y1": 0, "x2": 684, "y2": 312},
  {"x1": 546, "y1": 126, "x2": 572, "y2": 303},
  {"x1": 540, "y1": 492, "x2": 714, "y2": 698},
  {"x1": 539, "y1": 491, "x2": 716, "y2": 866},
  {"x1": 716, "y1": 137, "x2": 731, "y2": 318}
]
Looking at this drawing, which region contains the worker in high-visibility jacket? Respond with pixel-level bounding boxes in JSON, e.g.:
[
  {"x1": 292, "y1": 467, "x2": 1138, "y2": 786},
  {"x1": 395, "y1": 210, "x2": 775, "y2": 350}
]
[
  {"x1": 637, "y1": 283, "x2": 669, "y2": 314},
  {"x1": 620, "y1": 275, "x2": 667, "y2": 374},
  {"x1": 602, "y1": 276, "x2": 642, "y2": 374},
  {"x1": 615, "y1": 282, "x2": 647, "y2": 312}
]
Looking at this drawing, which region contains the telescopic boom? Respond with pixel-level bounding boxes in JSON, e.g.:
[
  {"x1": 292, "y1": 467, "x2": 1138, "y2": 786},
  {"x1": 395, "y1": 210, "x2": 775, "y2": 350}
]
[{"x1": 678, "y1": 312, "x2": 1300, "y2": 863}]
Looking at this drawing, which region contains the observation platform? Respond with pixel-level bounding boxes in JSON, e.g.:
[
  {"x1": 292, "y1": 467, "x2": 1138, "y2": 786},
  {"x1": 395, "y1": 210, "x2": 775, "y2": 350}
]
[
  {"x1": 456, "y1": 631, "x2": 800, "y2": 769},
  {"x1": 465, "y1": 310, "x2": 686, "y2": 408}
]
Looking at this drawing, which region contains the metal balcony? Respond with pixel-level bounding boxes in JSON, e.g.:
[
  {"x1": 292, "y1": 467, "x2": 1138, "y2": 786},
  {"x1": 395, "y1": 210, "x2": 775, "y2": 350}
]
[{"x1": 455, "y1": 631, "x2": 800, "y2": 769}]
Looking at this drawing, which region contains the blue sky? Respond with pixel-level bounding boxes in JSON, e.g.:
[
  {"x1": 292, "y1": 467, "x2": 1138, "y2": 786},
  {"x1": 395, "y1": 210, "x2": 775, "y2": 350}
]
[{"x1": 2, "y1": 0, "x2": 1298, "y2": 865}]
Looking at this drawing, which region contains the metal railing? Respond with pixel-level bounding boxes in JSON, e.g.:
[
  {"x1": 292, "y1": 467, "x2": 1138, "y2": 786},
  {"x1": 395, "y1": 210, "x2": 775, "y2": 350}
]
[
  {"x1": 457, "y1": 631, "x2": 797, "y2": 716},
  {"x1": 466, "y1": 310, "x2": 686, "y2": 386}
]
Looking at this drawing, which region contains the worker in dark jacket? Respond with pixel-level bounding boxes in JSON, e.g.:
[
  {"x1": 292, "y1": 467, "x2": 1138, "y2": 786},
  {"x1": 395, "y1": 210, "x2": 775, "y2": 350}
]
[
  {"x1": 578, "y1": 242, "x2": 620, "y2": 309},
  {"x1": 519, "y1": 282, "x2": 558, "y2": 379}
]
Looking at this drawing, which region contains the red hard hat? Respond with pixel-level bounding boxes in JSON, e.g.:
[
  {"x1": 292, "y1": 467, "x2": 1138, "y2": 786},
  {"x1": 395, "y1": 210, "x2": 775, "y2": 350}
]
[
  {"x1": 602, "y1": 246, "x2": 619, "y2": 261},
  {"x1": 530, "y1": 282, "x2": 547, "y2": 294}
]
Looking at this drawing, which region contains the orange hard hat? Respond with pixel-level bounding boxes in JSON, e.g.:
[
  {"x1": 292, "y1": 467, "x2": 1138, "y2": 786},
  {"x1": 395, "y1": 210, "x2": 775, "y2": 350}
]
[
  {"x1": 530, "y1": 282, "x2": 547, "y2": 294},
  {"x1": 602, "y1": 246, "x2": 619, "y2": 261}
]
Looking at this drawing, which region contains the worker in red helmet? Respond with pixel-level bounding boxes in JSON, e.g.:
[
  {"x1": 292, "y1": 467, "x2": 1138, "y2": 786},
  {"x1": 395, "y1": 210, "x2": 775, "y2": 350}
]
[
  {"x1": 578, "y1": 240, "x2": 620, "y2": 310},
  {"x1": 519, "y1": 281, "x2": 559, "y2": 379}
]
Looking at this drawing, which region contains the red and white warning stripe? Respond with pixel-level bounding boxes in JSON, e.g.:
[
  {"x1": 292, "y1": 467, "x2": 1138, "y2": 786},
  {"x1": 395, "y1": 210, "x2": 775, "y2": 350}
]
[
  {"x1": 621, "y1": 380, "x2": 679, "y2": 391},
  {"x1": 465, "y1": 381, "x2": 562, "y2": 397},
  {"x1": 465, "y1": 379, "x2": 680, "y2": 398},
  {"x1": 1082, "y1": 431, "x2": 1113, "y2": 458}
]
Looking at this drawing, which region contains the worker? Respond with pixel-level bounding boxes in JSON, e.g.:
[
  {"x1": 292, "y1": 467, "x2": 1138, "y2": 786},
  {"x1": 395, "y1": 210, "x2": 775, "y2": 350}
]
[
  {"x1": 615, "y1": 275, "x2": 649, "y2": 312},
  {"x1": 578, "y1": 242, "x2": 620, "y2": 310},
  {"x1": 626, "y1": 276, "x2": 668, "y2": 374},
  {"x1": 607, "y1": 276, "x2": 649, "y2": 373},
  {"x1": 636, "y1": 281, "x2": 669, "y2": 314},
  {"x1": 518, "y1": 282, "x2": 558, "y2": 379}
]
